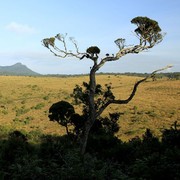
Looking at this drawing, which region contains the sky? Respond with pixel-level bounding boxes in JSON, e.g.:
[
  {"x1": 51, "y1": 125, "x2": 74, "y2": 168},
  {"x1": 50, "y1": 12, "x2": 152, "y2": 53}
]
[{"x1": 0, "y1": 0, "x2": 180, "y2": 74}]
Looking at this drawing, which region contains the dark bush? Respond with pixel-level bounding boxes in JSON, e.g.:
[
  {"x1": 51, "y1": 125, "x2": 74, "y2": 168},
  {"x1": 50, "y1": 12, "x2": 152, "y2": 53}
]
[{"x1": 162, "y1": 127, "x2": 180, "y2": 148}]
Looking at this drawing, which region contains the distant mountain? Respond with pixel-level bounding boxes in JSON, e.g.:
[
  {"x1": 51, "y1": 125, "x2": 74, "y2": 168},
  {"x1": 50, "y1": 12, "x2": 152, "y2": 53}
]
[{"x1": 0, "y1": 63, "x2": 41, "y2": 76}]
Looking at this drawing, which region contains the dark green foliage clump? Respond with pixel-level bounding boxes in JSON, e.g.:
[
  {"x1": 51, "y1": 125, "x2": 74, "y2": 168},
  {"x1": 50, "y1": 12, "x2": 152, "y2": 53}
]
[
  {"x1": 131, "y1": 16, "x2": 161, "y2": 33},
  {"x1": 86, "y1": 46, "x2": 100, "y2": 55},
  {"x1": 49, "y1": 101, "x2": 75, "y2": 124},
  {"x1": 131, "y1": 16, "x2": 163, "y2": 46}
]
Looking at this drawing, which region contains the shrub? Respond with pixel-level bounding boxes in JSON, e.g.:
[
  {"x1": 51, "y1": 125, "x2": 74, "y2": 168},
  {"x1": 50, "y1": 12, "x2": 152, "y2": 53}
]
[{"x1": 34, "y1": 103, "x2": 45, "y2": 110}]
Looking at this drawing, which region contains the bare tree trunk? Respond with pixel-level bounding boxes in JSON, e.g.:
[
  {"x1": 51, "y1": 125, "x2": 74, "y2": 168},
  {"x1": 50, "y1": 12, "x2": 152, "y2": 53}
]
[
  {"x1": 80, "y1": 67, "x2": 96, "y2": 155},
  {"x1": 80, "y1": 120, "x2": 93, "y2": 155}
]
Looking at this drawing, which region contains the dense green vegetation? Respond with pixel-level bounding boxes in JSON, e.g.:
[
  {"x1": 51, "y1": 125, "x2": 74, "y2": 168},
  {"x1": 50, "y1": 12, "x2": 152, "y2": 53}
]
[{"x1": 0, "y1": 124, "x2": 179, "y2": 179}]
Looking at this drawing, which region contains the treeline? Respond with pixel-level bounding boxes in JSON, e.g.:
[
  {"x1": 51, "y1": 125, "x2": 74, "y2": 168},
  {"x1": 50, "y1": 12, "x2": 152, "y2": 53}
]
[
  {"x1": 44, "y1": 72, "x2": 180, "y2": 79},
  {"x1": 1, "y1": 71, "x2": 179, "y2": 79},
  {"x1": 109, "y1": 72, "x2": 180, "y2": 79},
  {"x1": 122, "y1": 72, "x2": 180, "y2": 79}
]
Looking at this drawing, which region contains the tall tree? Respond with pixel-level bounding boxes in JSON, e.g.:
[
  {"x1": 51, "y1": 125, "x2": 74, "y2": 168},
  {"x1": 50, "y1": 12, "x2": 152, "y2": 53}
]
[{"x1": 42, "y1": 16, "x2": 169, "y2": 155}]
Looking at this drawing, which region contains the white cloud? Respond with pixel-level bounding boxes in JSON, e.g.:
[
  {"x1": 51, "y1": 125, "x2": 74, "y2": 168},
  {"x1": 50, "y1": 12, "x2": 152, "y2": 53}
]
[{"x1": 5, "y1": 22, "x2": 37, "y2": 34}]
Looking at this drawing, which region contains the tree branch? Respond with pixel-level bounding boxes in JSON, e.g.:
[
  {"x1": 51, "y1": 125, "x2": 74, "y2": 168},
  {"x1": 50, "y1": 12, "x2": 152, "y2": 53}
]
[
  {"x1": 42, "y1": 34, "x2": 86, "y2": 59},
  {"x1": 95, "y1": 42, "x2": 156, "y2": 72},
  {"x1": 95, "y1": 65, "x2": 173, "y2": 118}
]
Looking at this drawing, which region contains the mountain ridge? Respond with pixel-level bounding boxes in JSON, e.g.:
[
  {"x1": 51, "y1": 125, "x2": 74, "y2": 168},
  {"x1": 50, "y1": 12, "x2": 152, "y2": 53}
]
[{"x1": 0, "y1": 63, "x2": 41, "y2": 76}]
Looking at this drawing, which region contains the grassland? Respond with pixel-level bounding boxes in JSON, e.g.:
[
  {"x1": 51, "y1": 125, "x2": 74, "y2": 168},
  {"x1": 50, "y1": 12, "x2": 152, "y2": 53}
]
[{"x1": 0, "y1": 75, "x2": 179, "y2": 141}]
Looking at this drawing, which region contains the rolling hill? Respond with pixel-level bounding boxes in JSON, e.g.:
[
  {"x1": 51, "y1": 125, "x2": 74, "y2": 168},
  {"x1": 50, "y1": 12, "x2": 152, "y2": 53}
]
[{"x1": 0, "y1": 63, "x2": 40, "y2": 76}]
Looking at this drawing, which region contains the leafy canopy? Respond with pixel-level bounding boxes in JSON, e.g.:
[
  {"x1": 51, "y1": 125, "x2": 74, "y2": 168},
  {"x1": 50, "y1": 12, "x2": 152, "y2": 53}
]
[{"x1": 131, "y1": 16, "x2": 163, "y2": 46}]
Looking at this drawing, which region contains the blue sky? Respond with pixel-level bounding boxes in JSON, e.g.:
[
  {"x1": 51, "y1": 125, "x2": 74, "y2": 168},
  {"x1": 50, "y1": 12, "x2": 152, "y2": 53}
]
[{"x1": 0, "y1": 0, "x2": 180, "y2": 74}]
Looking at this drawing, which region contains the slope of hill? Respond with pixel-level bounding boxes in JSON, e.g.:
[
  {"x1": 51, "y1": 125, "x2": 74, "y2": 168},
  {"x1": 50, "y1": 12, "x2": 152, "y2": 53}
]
[{"x1": 0, "y1": 63, "x2": 40, "y2": 76}]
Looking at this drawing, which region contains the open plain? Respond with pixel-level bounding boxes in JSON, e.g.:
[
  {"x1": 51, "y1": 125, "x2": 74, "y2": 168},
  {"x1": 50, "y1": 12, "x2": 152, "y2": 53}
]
[{"x1": 0, "y1": 75, "x2": 179, "y2": 141}]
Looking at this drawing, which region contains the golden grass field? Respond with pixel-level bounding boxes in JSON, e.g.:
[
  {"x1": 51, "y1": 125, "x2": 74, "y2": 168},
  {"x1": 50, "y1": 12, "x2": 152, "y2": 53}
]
[{"x1": 0, "y1": 75, "x2": 179, "y2": 141}]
